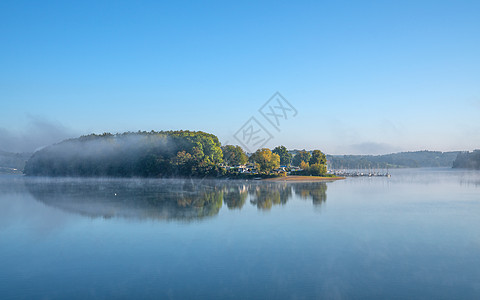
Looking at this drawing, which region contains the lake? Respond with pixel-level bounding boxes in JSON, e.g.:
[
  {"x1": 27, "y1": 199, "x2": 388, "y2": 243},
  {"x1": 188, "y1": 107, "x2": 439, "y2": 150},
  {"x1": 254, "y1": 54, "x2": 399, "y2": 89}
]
[{"x1": 1, "y1": 168, "x2": 480, "y2": 299}]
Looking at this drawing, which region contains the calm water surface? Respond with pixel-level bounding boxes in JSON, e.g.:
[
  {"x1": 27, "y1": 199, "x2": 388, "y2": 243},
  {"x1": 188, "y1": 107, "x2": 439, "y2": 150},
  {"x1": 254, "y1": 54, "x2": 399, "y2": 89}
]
[{"x1": 1, "y1": 169, "x2": 480, "y2": 299}]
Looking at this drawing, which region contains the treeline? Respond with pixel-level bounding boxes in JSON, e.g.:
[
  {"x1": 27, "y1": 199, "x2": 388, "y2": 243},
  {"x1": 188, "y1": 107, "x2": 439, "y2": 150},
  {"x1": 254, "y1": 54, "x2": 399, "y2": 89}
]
[
  {"x1": 453, "y1": 150, "x2": 480, "y2": 169},
  {"x1": 326, "y1": 151, "x2": 460, "y2": 169},
  {"x1": 24, "y1": 131, "x2": 224, "y2": 177},
  {"x1": 0, "y1": 150, "x2": 32, "y2": 172},
  {"x1": 24, "y1": 131, "x2": 330, "y2": 178},
  {"x1": 236, "y1": 147, "x2": 328, "y2": 176},
  {"x1": 289, "y1": 149, "x2": 328, "y2": 176}
]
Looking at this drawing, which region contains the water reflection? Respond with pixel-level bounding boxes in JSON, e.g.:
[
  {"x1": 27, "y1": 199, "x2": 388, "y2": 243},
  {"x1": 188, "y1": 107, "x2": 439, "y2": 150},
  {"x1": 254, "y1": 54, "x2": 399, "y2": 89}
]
[
  {"x1": 24, "y1": 178, "x2": 328, "y2": 220},
  {"x1": 249, "y1": 183, "x2": 292, "y2": 210},
  {"x1": 293, "y1": 183, "x2": 328, "y2": 206},
  {"x1": 223, "y1": 185, "x2": 248, "y2": 209}
]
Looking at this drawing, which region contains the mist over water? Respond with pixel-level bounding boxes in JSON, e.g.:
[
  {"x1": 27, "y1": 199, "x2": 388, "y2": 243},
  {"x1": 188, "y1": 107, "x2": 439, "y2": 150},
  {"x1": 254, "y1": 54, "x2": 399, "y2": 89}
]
[
  {"x1": 0, "y1": 117, "x2": 77, "y2": 153},
  {"x1": 1, "y1": 169, "x2": 480, "y2": 299},
  {"x1": 3, "y1": 177, "x2": 328, "y2": 221}
]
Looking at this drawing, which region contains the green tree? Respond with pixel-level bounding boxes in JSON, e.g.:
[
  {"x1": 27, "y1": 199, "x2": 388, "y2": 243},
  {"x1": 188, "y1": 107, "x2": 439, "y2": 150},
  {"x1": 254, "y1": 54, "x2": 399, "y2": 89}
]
[
  {"x1": 310, "y1": 150, "x2": 327, "y2": 165},
  {"x1": 171, "y1": 150, "x2": 195, "y2": 175},
  {"x1": 221, "y1": 145, "x2": 248, "y2": 166},
  {"x1": 295, "y1": 150, "x2": 328, "y2": 176},
  {"x1": 250, "y1": 148, "x2": 280, "y2": 173},
  {"x1": 292, "y1": 150, "x2": 311, "y2": 167},
  {"x1": 308, "y1": 163, "x2": 327, "y2": 176},
  {"x1": 272, "y1": 146, "x2": 292, "y2": 166}
]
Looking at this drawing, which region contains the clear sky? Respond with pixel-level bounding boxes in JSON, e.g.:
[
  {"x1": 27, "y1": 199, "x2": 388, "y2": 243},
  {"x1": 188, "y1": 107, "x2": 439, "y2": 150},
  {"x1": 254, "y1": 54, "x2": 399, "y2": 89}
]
[{"x1": 1, "y1": 0, "x2": 479, "y2": 154}]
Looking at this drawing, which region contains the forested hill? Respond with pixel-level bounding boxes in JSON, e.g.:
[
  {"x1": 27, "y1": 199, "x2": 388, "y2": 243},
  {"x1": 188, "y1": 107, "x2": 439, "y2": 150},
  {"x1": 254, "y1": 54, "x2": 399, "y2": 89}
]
[
  {"x1": 24, "y1": 131, "x2": 224, "y2": 177},
  {"x1": 453, "y1": 150, "x2": 480, "y2": 169},
  {"x1": 326, "y1": 151, "x2": 460, "y2": 169}
]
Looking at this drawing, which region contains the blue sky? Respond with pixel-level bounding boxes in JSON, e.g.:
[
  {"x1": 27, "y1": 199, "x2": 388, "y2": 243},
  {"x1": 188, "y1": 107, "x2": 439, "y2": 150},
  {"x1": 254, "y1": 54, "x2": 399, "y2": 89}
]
[{"x1": 1, "y1": 0, "x2": 479, "y2": 154}]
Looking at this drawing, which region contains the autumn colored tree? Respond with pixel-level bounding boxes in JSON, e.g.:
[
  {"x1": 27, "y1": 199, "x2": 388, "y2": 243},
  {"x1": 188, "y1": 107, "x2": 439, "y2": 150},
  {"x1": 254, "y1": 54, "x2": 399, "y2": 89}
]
[
  {"x1": 299, "y1": 161, "x2": 309, "y2": 170},
  {"x1": 249, "y1": 148, "x2": 280, "y2": 174}
]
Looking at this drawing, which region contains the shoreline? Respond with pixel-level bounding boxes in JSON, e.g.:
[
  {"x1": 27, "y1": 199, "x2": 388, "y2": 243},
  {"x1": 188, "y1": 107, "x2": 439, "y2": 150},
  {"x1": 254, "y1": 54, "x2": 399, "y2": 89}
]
[{"x1": 263, "y1": 175, "x2": 346, "y2": 182}]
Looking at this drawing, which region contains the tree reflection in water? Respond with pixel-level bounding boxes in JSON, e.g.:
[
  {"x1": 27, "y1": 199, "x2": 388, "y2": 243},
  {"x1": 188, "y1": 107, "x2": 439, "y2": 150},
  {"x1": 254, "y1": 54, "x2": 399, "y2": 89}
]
[
  {"x1": 249, "y1": 183, "x2": 292, "y2": 210},
  {"x1": 25, "y1": 178, "x2": 328, "y2": 220},
  {"x1": 26, "y1": 178, "x2": 224, "y2": 221},
  {"x1": 223, "y1": 185, "x2": 248, "y2": 209},
  {"x1": 293, "y1": 182, "x2": 328, "y2": 206}
]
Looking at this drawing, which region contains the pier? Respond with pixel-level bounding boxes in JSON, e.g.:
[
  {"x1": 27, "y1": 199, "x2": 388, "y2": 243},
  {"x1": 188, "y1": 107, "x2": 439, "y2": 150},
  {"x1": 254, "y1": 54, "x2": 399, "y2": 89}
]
[{"x1": 328, "y1": 169, "x2": 391, "y2": 177}]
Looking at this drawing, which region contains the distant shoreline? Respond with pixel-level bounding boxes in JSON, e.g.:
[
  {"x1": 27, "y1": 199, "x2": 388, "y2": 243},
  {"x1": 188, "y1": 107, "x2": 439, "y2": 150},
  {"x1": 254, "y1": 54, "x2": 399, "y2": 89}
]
[{"x1": 263, "y1": 175, "x2": 345, "y2": 182}]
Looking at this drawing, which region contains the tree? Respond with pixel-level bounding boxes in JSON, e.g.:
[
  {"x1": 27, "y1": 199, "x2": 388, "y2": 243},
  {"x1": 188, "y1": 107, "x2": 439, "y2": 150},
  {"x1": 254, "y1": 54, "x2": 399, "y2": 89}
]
[
  {"x1": 299, "y1": 161, "x2": 309, "y2": 170},
  {"x1": 250, "y1": 148, "x2": 280, "y2": 174},
  {"x1": 221, "y1": 145, "x2": 248, "y2": 166},
  {"x1": 291, "y1": 149, "x2": 327, "y2": 176},
  {"x1": 453, "y1": 150, "x2": 480, "y2": 169},
  {"x1": 308, "y1": 163, "x2": 327, "y2": 176},
  {"x1": 171, "y1": 150, "x2": 195, "y2": 175},
  {"x1": 310, "y1": 150, "x2": 326, "y2": 165},
  {"x1": 272, "y1": 146, "x2": 292, "y2": 166},
  {"x1": 292, "y1": 150, "x2": 311, "y2": 167}
]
